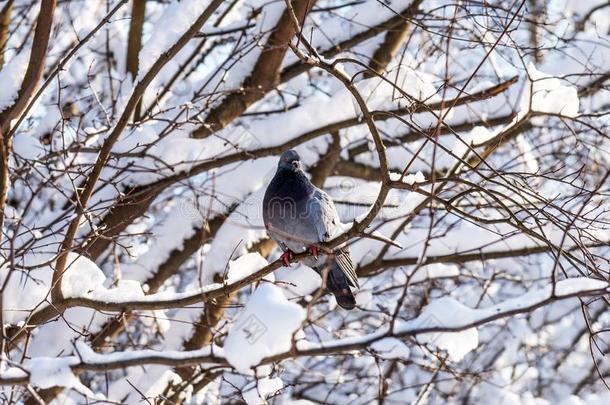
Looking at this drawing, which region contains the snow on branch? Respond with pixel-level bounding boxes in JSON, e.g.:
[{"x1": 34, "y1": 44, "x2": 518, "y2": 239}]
[
  {"x1": 1, "y1": 0, "x2": 609, "y2": 402},
  {"x1": 2, "y1": 278, "x2": 606, "y2": 389}
]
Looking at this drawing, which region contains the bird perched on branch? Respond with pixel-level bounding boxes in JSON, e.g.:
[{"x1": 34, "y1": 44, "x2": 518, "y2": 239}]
[{"x1": 263, "y1": 149, "x2": 359, "y2": 310}]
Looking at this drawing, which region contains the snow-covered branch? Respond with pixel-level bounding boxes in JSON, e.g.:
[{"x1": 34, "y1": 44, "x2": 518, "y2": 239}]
[{"x1": 0, "y1": 0, "x2": 609, "y2": 402}]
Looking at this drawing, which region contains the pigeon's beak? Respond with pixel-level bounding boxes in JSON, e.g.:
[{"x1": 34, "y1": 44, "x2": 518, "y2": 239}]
[{"x1": 292, "y1": 161, "x2": 299, "y2": 169}]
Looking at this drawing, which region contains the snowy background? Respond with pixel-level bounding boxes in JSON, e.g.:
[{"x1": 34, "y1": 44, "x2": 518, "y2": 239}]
[{"x1": 0, "y1": 0, "x2": 609, "y2": 403}]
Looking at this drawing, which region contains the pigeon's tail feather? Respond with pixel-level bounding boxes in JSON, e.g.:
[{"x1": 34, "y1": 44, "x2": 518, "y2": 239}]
[
  {"x1": 333, "y1": 246, "x2": 359, "y2": 288},
  {"x1": 327, "y1": 261, "x2": 357, "y2": 310},
  {"x1": 333, "y1": 289, "x2": 356, "y2": 310}
]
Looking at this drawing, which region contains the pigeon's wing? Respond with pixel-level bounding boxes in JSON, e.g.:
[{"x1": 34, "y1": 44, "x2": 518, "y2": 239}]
[
  {"x1": 309, "y1": 189, "x2": 359, "y2": 288},
  {"x1": 308, "y1": 189, "x2": 337, "y2": 242}
]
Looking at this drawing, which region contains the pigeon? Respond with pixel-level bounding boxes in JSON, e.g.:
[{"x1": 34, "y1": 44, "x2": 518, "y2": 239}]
[{"x1": 262, "y1": 149, "x2": 359, "y2": 310}]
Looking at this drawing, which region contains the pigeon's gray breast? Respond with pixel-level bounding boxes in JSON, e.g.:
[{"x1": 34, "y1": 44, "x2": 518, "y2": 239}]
[{"x1": 263, "y1": 184, "x2": 319, "y2": 252}]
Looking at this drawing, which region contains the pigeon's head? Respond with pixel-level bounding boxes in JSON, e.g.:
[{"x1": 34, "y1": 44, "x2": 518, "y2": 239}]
[{"x1": 278, "y1": 149, "x2": 302, "y2": 171}]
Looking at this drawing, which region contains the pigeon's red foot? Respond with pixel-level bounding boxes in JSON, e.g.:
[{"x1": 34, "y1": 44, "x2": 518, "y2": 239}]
[
  {"x1": 280, "y1": 250, "x2": 295, "y2": 266},
  {"x1": 308, "y1": 245, "x2": 319, "y2": 260}
]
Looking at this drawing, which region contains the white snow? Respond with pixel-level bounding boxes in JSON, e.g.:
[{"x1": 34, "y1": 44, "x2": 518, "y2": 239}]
[
  {"x1": 0, "y1": 361, "x2": 27, "y2": 380},
  {"x1": 516, "y1": 134, "x2": 540, "y2": 173},
  {"x1": 227, "y1": 253, "x2": 269, "y2": 284},
  {"x1": 356, "y1": 290, "x2": 373, "y2": 307},
  {"x1": 305, "y1": 278, "x2": 609, "y2": 363},
  {"x1": 121, "y1": 200, "x2": 205, "y2": 282},
  {"x1": 410, "y1": 263, "x2": 460, "y2": 283},
  {"x1": 0, "y1": 52, "x2": 28, "y2": 112},
  {"x1": 147, "y1": 309, "x2": 171, "y2": 334},
  {"x1": 145, "y1": 370, "x2": 182, "y2": 399},
  {"x1": 370, "y1": 338, "x2": 411, "y2": 360},
  {"x1": 224, "y1": 283, "x2": 306, "y2": 372},
  {"x1": 5, "y1": 278, "x2": 604, "y2": 399},
  {"x1": 377, "y1": 221, "x2": 608, "y2": 265},
  {"x1": 88, "y1": 279, "x2": 145, "y2": 302},
  {"x1": 520, "y1": 63, "x2": 580, "y2": 118},
  {"x1": 1, "y1": 0, "x2": 608, "y2": 401},
  {"x1": 242, "y1": 374, "x2": 284, "y2": 405},
  {"x1": 403, "y1": 278, "x2": 609, "y2": 361},
  {"x1": 26, "y1": 357, "x2": 78, "y2": 389},
  {"x1": 26, "y1": 356, "x2": 102, "y2": 399},
  {"x1": 0, "y1": 263, "x2": 54, "y2": 324},
  {"x1": 356, "y1": 67, "x2": 441, "y2": 110},
  {"x1": 275, "y1": 263, "x2": 322, "y2": 300},
  {"x1": 453, "y1": 126, "x2": 498, "y2": 156},
  {"x1": 61, "y1": 253, "x2": 145, "y2": 302},
  {"x1": 138, "y1": 0, "x2": 213, "y2": 78},
  {"x1": 412, "y1": 297, "x2": 479, "y2": 361},
  {"x1": 74, "y1": 340, "x2": 220, "y2": 365},
  {"x1": 389, "y1": 171, "x2": 426, "y2": 185},
  {"x1": 553, "y1": 277, "x2": 607, "y2": 296},
  {"x1": 61, "y1": 253, "x2": 107, "y2": 298}
]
